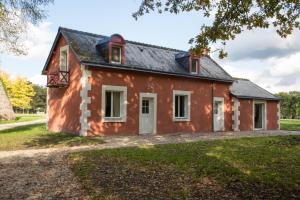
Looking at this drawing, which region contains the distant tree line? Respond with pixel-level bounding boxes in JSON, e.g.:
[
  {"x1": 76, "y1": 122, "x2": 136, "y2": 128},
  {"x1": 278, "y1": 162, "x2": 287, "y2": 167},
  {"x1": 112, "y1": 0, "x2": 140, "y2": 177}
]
[
  {"x1": 276, "y1": 92, "x2": 300, "y2": 119},
  {"x1": 0, "y1": 70, "x2": 46, "y2": 114}
]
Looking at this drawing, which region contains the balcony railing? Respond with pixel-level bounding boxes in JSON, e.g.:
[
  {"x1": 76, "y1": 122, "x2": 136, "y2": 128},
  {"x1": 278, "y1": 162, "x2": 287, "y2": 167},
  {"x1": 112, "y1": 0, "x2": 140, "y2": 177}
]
[{"x1": 47, "y1": 70, "x2": 69, "y2": 88}]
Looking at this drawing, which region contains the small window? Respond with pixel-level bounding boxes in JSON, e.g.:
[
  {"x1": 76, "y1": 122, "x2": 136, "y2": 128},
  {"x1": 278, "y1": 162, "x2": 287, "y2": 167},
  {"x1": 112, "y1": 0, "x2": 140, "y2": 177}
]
[
  {"x1": 191, "y1": 59, "x2": 198, "y2": 74},
  {"x1": 173, "y1": 90, "x2": 191, "y2": 121},
  {"x1": 142, "y1": 99, "x2": 149, "y2": 114},
  {"x1": 102, "y1": 85, "x2": 127, "y2": 122},
  {"x1": 111, "y1": 46, "x2": 122, "y2": 64},
  {"x1": 60, "y1": 46, "x2": 69, "y2": 71}
]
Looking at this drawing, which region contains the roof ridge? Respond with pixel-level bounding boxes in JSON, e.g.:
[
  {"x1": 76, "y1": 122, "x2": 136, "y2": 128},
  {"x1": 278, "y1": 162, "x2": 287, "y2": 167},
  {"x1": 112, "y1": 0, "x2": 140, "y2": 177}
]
[
  {"x1": 59, "y1": 26, "x2": 185, "y2": 53},
  {"x1": 233, "y1": 77, "x2": 249, "y2": 81}
]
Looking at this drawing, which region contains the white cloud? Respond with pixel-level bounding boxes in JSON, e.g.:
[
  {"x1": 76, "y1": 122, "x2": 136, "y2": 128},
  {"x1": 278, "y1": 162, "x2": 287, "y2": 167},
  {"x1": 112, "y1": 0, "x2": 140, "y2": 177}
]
[
  {"x1": 29, "y1": 74, "x2": 46, "y2": 86},
  {"x1": 224, "y1": 29, "x2": 300, "y2": 61},
  {"x1": 268, "y1": 52, "x2": 300, "y2": 77},
  {"x1": 4, "y1": 21, "x2": 55, "y2": 61}
]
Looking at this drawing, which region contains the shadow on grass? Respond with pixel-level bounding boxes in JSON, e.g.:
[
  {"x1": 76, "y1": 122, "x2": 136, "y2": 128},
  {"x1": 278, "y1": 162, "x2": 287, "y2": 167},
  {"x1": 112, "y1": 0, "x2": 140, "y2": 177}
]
[
  {"x1": 70, "y1": 143, "x2": 300, "y2": 200},
  {"x1": 24, "y1": 133, "x2": 105, "y2": 148}
]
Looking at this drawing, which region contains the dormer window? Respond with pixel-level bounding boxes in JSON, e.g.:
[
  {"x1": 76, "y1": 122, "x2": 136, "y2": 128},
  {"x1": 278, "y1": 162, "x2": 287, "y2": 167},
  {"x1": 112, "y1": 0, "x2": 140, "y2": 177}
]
[
  {"x1": 111, "y1": 46, "x2": 122, "y2": 64},
  {"x1": 190, "y1": 58, "x2": 199, "y2": 74},
  {"x1": 191, "y1": 59, "x2": 198, "y2": 74}
]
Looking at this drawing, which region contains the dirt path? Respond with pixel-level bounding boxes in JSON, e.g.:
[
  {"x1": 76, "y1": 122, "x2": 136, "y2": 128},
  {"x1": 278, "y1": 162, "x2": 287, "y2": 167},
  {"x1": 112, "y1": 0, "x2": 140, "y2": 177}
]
[
  {"x1": 0, "y1": 130, "x2": 300, "y2": 199},
  {"x1": 0, "y1": 153, "x2": 89, "y2": 200}
]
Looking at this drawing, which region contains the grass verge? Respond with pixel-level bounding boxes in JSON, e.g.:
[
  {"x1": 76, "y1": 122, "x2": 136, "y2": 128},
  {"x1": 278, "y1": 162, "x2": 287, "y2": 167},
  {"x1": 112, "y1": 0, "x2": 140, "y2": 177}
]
[
  {"x1": 281, "y1": 119, "x2": 300, "y2": 131},
  {"x1": 0, "y1": 124, "x2": 104, "y2": 151},
  {"x1": 70, "y1": 135, "x2": 300, "y2": 199},
  {"x1": 0, "y1": 114, "x2": 45, "y2": 125}
]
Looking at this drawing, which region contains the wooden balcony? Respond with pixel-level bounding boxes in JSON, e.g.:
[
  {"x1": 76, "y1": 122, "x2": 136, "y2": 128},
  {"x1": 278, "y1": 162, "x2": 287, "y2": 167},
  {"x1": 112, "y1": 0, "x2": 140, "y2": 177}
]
[{"x1": 47, "y1": 70, "x2": 69, "y2": 88}]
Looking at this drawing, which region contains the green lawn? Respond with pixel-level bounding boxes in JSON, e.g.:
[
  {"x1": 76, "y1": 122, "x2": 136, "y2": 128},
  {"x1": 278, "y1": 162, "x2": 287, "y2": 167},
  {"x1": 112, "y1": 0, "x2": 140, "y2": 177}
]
[
  {"x1": 0, "y1": 114, "x2": 45, "y2": 125},
  {"x1": 70, "y1": 136, "x2": 300, "y2": 199},
  {"x1": 281, "y1": 119, "x2": 300, "y2": 131},
  {"x1": 0, "y1": 124, "x2": 104, "y2": 151}
]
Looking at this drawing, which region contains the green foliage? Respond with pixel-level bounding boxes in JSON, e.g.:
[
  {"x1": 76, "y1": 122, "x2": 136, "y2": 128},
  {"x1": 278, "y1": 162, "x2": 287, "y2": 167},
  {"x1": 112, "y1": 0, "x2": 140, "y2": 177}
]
[
  {"x1": 0, "y1": 0, "x2": 53, "y2": 55},
  {"x1": 134, "y1": 0, "x2": 300, "y2": 58},
  {"x1": 31, "y1": 85, "x2": 47, "y2": 112},
  {"x1": 276, "y1": 91, "x2": 300, "y2": 119}
]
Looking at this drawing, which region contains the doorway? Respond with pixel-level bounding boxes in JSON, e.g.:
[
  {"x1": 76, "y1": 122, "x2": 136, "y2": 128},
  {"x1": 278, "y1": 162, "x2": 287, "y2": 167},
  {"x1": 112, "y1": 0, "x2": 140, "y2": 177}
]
[{"x1": 139, "y1": 93, "x2": 157, "y2": 135}]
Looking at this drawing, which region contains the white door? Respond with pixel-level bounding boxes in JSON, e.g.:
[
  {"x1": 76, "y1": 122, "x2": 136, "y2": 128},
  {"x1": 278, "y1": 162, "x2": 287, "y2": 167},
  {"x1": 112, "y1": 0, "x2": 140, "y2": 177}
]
[
  {"x1": 213, "y1": 98, "x2": 224, "y2": 131},
  {"x1": 140, "y1": 97, "x2": 154, "y2": 134}
]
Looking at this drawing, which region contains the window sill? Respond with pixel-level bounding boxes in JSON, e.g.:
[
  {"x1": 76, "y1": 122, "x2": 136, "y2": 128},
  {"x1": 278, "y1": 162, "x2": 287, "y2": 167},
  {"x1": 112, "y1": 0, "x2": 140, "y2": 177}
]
[
  {"x1": 102, "y1": 117, "x2": 126, "y2": 123},
  {"x1": 111, "y1": 61, "x2": 121, "y2": 65},
  {"x1": 173, "y1": 117, "x2": 190, "y2": 122}
]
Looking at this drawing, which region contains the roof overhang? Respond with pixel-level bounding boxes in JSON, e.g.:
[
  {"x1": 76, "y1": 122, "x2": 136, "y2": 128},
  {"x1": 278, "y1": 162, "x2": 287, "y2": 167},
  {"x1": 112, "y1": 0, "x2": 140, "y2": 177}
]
[
  {"x1": 231, "y1": 94, "x2": 281, "y2": 101},
  {"x1": 81, "y1": 61, "x2": 234, "y2": 83}
]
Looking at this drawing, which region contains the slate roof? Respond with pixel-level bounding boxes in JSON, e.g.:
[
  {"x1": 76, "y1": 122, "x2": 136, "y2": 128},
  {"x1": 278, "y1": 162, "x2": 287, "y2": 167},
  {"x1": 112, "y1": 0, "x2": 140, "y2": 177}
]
[
  {"x1": 43, "y1": 27, "x2": 233, "y2": 82},
  {"x1": 231, "y1": 78, "x2": 280, "y2": 100}
]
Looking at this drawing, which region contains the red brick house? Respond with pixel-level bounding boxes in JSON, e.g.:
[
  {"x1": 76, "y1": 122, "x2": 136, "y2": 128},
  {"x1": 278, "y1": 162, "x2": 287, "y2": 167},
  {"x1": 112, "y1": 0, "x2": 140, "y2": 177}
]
[{"x1": 42, "y1": 27, "x2": 280, "y2": 136}]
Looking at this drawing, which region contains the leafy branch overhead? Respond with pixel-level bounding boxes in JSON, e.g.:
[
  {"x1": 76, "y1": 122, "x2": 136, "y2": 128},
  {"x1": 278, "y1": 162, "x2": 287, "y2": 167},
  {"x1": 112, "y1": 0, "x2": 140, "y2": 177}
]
[
  {"x1": 0, "y1": 0, "x2": 53, "y2": 55},
  {"x1": 133, "y1": 0, "x2": 300, "y2": 58}
]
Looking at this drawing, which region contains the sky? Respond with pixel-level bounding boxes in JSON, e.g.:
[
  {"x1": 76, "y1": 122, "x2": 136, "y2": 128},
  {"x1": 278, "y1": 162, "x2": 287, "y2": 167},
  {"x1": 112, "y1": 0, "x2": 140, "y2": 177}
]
[{"x1": 0, "y1": 0, "x2": 299, "y2": 93}]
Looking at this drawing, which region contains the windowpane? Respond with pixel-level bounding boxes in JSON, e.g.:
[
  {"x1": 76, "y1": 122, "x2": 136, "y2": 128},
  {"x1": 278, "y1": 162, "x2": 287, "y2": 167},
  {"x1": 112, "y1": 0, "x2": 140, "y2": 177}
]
[
  {"x1": 175, "y1": 96, "x2": 179, "y2": 117},
  {"x1": 112, "y1": 46, "x2": 121, "y2": 63},
  {"x1": 60, "y1": 50, "x2": 68, "y2": 71},
  {"x1": 112, "y1": 92, "x2": 121, "y2": 117},
  {"x1": 175, "y1": 95, "x2": 188, "y2": 118},
  {"x1": 191, "y1": 59, "x2": 197, "y2": 73},
  {"x1": 142, "y1": 99, "x2": 149, "y2": 114},
  {"x1": 179, "y1": 95, "x2": 185, "y2": 117},
  {"x1": 105, "y1": 91, "x2": 111, "y2": 117}
]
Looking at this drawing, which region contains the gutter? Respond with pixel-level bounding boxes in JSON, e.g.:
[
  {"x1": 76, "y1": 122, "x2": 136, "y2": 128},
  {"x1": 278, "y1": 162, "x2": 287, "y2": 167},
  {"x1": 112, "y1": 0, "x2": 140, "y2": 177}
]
[{"x1": 231, "y1": 94, "x2": 281, "y2": 101}]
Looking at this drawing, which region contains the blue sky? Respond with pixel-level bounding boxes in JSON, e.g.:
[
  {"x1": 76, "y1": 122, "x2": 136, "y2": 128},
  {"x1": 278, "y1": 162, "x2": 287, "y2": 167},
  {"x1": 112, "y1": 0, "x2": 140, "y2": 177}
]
[{"x1": 0, "y1": 0, "x2": 300, "y2": 93}]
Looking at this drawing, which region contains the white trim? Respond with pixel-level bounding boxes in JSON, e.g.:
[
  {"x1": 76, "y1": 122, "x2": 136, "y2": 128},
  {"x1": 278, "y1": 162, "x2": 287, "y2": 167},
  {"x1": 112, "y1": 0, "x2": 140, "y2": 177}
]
[
  {"x1": 231, "y1": 97, "x2": 240, "y2": 131},
  {"x1": 139, "y1": 93, "x2": 157, "y2": 135},
  {"x1": 46, "y1": 87, "x2": 49, "y2": 130},
  {"x1": 59, "y1": 45, "x2": 69, "y2": 71},
  {"x1": 79, "y1": 64, "x2": 91, "y2": 136},
  {"x1": 213, "y1": 97, "x2": 225, "y2": 131},
  {"x1": 253, "y1": 100, "x2": 267, "y2": 130},
  {"x1": 277, "y1": 102, "x2": 281, "y2": 130},
  {"x1": 101, "y1": 85, "x2": 127, "y2": 122},
  {"x1": 173, "y1": 90, "x2": 191, "y2": 122}
]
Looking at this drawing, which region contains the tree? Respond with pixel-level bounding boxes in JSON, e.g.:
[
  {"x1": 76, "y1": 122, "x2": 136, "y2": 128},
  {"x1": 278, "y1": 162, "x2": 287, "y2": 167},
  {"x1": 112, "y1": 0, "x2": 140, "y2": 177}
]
[
  {"x1": 31, "y1": 84, "x2": 47, "y2": 113},
  {"x1": 134, "y1": 0, "x2": 300, "y2": 58},
  {"x1": 0, "y1": 0, "x2": 53, "y2": 55},
  {"x1": 276, "y1": 91, "x2": 300, "y2": 119},
  {"x1": 0, "y1": 71, "x2": 35, "y2": 111},
  {"x1": 9, "y1": 77, "x2": 35, "y2": 110}
]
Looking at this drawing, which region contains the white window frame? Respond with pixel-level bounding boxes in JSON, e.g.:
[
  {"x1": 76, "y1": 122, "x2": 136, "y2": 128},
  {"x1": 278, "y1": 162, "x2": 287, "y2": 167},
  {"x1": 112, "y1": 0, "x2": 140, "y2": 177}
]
[
  {"x1": 191, "y1": 58, "x2": 198, "y2": 74},
  {"x1": 111, "y1": 46, "x2": 122, "y2": 64},
  {"x1": 59, "y1": 45, "x2": 69, "y2": 71},
  {"x1": 253, "y1": 100, "x2": 267, "y2": 130},
  {"x1": 173, "y1": 90, "x2": 191, "y2": 122},
  {"x1": 101, "y1": 85, "x2": 127, "y2": 122}
]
